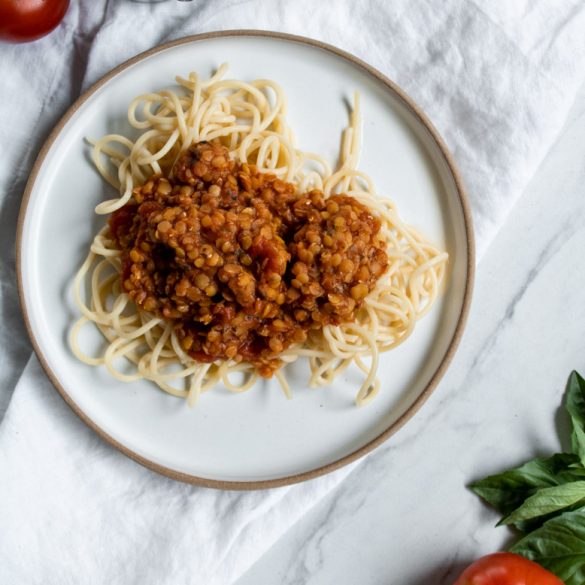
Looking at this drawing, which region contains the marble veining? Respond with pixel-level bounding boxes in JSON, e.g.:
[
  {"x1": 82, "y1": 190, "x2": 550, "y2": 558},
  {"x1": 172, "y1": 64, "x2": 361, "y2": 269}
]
[{"x1": 467, "y1": 212, "x2": 577, "y2": 383}]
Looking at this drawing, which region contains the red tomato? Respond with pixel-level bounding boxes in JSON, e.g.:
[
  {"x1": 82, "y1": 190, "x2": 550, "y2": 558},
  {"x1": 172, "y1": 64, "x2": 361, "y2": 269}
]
[
  {"x1": 0, "y1": 0, "x2": 70, "y2": 43},
  {"x1": 454, "y1": 553, "x2": 563, "y2": 585}
]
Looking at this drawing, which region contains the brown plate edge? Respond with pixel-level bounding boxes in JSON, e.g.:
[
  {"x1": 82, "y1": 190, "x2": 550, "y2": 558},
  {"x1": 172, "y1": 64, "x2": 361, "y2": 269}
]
[{"x1": 15, "y1": 29, "x2": 475, "y2": 491}]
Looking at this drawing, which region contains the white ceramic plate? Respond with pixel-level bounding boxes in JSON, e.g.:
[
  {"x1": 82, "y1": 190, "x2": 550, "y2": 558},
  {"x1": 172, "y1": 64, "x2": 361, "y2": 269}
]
[{"x1": 17, "y1": 31, "x2": 473, "y2": 489}]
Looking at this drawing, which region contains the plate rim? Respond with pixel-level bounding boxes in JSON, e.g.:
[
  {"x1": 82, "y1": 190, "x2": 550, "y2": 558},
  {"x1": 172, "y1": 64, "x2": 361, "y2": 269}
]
[{"x1": 16, "y1": 29, "x2": 475, "y2": 490}]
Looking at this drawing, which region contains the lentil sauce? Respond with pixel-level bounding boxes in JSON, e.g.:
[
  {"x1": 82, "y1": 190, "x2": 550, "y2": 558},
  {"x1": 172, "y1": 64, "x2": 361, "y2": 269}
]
[{"x1": 109, "y1": 142, "x2": 388, "y2": 377}]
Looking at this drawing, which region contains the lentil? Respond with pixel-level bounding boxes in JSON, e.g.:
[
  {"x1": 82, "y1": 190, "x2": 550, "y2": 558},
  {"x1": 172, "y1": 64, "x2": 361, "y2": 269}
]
[{"x1": 109, "y1": 142, "x2": 388, "y2": 377}]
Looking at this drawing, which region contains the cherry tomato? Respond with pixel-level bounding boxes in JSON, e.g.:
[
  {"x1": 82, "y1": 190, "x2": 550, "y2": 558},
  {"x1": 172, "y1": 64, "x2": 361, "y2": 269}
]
[
  {"x1": 454, "y1": 553, "x2": 563, "y2": 585},
  {"x1": 0, "y1": 0, "x2": 70, "y2": 43}
]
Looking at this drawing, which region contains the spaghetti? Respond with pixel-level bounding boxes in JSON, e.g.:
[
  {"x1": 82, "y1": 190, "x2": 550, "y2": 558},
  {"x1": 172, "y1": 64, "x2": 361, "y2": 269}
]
[{"x1": 70, "y1": 64, "x2": 448, "y2": 406}]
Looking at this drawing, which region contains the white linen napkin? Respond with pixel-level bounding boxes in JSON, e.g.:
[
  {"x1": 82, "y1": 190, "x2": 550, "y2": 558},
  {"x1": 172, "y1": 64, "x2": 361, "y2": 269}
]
[{"x1": 2, "y1": 1, "x2": 585, "y2": 583}]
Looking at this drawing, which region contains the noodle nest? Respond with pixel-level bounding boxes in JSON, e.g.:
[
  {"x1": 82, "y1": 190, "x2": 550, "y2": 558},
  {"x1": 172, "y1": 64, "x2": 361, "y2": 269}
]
[{"x1": 70, "y1": 64, "x2": 448, "y2": 406}]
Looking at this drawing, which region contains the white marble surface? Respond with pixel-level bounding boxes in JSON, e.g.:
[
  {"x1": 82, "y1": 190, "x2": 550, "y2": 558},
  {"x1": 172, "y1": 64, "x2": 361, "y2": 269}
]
[{"x1": 232, "y1": 80, "x2": 585, "y2": 585}]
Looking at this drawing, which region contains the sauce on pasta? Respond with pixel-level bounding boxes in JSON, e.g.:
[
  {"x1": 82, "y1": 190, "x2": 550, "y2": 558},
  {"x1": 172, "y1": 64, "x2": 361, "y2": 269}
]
[
  {"x1": 110, "y1": 142, "x2": 388, "y2": 377},
  {"x1": 70, "y1": 65, "x2": 448, "y2": 405}
]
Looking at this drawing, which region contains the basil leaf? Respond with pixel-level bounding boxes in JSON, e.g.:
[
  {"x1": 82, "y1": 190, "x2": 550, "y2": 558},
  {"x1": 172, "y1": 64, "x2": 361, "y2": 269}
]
[
  {"x1": 500, "y1": 481, "x2": 585, "y2": 525},
  {"x1": 470, "y1": 453, "x2": 583, "y2": 517},
  {"x1": 566, "y1": 371, "x2": 585, "y2": 462},
  {"x1": 511, "y1": 509, "x2": 585, "y2": 585}
]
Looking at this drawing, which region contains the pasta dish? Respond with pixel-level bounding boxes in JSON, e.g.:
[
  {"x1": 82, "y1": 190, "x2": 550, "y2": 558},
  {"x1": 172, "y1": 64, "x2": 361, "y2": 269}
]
[{"x1": 70, "y1": 64, "x2": 448, "y2": 406}]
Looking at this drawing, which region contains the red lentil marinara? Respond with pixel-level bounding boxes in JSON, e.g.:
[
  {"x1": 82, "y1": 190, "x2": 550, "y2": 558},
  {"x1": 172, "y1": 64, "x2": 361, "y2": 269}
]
[{"x1": 108, "y1": 142, "x2": 389, "y2": 377}]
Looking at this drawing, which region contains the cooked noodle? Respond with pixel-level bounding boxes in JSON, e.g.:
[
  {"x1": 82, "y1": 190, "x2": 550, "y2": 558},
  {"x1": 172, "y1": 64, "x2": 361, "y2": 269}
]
[{"x1": 70, "y1": 64, "x2": 447, "y2": 406}]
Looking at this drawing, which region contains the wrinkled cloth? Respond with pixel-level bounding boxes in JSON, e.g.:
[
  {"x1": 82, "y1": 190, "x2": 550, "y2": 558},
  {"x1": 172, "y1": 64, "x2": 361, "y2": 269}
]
[{"x1": 1, "y1": 1, "x2": 585, "y2": 584}]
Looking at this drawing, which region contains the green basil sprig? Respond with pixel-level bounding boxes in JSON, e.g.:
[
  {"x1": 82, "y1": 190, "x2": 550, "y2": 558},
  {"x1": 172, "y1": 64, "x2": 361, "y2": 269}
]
[
  {"x1": 511, "y1": 510, "x2": 585, "y2": 585},
  {"x1": 471, "y1": 371, "x2": 585, "y2": 584}
]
